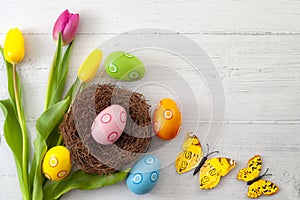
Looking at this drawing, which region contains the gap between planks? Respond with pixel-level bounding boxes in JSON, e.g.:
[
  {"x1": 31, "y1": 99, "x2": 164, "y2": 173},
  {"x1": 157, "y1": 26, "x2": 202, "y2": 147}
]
[
  {"x1": 1, "y1": 119, "x2": 300, "y2": 124},
  {"x1": 0, "y1": 31, "x2": 300, "y2": 36}
]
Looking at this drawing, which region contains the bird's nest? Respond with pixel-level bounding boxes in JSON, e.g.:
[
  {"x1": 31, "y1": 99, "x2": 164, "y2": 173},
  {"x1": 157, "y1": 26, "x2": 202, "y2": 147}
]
[{"x1": 60, "y1": 83, "x2": 152, "y2": 175}]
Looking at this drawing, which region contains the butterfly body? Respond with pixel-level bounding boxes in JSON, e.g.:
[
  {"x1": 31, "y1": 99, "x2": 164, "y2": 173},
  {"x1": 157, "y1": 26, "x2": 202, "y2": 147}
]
[
  {"x1": 237, "y1": 155, "x2": 279, "y2": 198},
  {"x1": 175, "y1": 132, "x2": 236, "y2": 190},
  {"x1": 247, "y1": 175, "x2": 263, "y2": 186},
  {"x1": 193, "y1": 156, "x2": 208, "y2": 176}
]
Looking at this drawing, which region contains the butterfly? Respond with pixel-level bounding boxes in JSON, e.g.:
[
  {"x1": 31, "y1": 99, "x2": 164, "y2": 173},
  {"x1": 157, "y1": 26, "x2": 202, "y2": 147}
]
[
  {"x1": 237, "y1": 155, "x2": 279, "y2": 198},
  {"x1": 175, "y1": 131, "x2": 236, "y2": 189}
]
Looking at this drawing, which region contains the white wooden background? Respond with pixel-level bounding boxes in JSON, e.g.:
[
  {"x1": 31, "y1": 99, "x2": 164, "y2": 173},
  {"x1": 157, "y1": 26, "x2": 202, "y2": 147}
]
[{"x1": 1, "y1": 0, "x2": 300, "y2": 199}]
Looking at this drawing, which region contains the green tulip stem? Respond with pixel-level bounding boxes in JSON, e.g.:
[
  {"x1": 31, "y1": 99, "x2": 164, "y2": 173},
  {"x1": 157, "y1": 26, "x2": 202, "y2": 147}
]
[
  {"x1": 74, "y1": 82, "x2": 84, "y2": 100},
  {"x1": 12, "y1": 63, "x2": 30, "y2": 199},
  {"x1": 44, "y1": 49, "x2": 56, "y2": 110},
  {"x1": 56, "y1": 135, "x2": 63, "y2": 146}
]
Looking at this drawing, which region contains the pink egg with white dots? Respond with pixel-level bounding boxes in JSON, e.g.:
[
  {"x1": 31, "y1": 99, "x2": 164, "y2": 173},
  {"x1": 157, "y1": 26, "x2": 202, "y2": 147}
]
[{"x1": 91, "y1": 105, "x2": 127, "y2": 145}]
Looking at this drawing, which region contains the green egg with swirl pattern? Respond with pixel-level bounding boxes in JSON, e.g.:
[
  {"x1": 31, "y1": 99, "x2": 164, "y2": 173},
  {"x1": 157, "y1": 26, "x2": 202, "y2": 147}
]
[{"x1": 104, "y1": 51, "x2": 145, "y2": 81}]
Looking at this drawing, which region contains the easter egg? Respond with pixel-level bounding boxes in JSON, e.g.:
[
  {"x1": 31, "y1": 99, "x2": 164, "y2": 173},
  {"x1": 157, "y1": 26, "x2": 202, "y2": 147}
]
[
  {"x1": 153, "y1": 98, "x2": 182, "y2": 140},
  {"x1": 91, "y1": 104, "x2": 127, "y2": 145},
  {"x1": 42, "y1": 146, "x2": 72, "y2": 181},
  {"x1": 104, "y1": 51, "x2": 145, "y2": 81},
  {"x1": 126, "y1": 155, "x2": 160, "y2": 195}
]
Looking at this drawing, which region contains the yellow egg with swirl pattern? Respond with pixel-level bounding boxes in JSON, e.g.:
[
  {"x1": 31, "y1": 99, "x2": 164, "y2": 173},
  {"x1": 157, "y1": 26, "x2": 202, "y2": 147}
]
[{"x1": 42, "y1": 146, "x2": 72, "y2": 181}]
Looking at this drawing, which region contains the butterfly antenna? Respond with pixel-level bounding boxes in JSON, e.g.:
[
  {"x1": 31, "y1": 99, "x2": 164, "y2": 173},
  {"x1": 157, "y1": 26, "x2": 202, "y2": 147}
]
[
  {"x1": 205, "y1": 144, "x2": 219, "y2": 157},
  {"x1": 207, "y1": 150, "x2": 220, "y2": 157},
  {"x1": 262, "y1": 168, "x2": 272, "y2": 177},
  {"x1": 206, "y1": 144, "x2": 210, "y2": 157}
]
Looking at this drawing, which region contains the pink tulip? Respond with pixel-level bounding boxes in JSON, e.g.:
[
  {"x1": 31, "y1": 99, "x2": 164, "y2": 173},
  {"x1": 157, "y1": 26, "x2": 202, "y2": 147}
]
[{"x1": 52, "y1": 9, "x2": 79, "y2": 45}]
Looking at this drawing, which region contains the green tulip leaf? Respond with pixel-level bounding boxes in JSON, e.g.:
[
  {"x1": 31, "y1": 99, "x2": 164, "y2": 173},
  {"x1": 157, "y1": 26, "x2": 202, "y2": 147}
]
[
  {"x1": 31, "y1": 98, "x2": 70, "y2": 200},
  {"x1": 45, "y1": 125, "x2": 61, "y2": 148},
  {"x1": 29, "y1": 154, "x2": 37, "y2": 191},
  {"x1": 64, "y1": 77, "x2": 80, "y2": 102},
  {"x1": 32, "y1": 138, "x2": 47, "y2": 200},
  {"x1": 59, "y1": 40, "x2": 75, "y2": 79},
  {"x1": 0, "y1": 99, "x2": 26, "y2": 196},
  {"x1": 36, "y1": 97, "x2": 70, "y2": 140},
  {"x1": 45, "y1": 34, "x2": 63, "y2": 109},
  {"x1": 49, "y1": 40, "x2": 75, "y2": 106},
  {"x1": 0, "y1": 47, "x2": 29, "y2": 198},
  {"x1": 43, "y1": 169, "x2": 130, "y2": 200}
]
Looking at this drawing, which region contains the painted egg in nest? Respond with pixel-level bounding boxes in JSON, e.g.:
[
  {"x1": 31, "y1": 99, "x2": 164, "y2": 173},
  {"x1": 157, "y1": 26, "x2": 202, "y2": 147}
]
[
  {"x1": 126, "y1": 155, "x2": 160, "y2": 195},
  {"x1": 42, "y1": 146, "x2": 72, "y2": 180},
  {"x1": 153, "y1": 98, "x2": 182, "y2": 140},
  {"x1": 104, "y1": 51, "x2": 145, "y2": 81},
  {"x1": 91, "y1": 104, "x2": 127, "y2": 145}
]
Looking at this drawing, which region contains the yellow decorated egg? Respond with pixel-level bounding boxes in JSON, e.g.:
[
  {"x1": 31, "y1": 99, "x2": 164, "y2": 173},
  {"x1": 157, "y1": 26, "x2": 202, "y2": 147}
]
[
  {"x1": 42, "y1": 146, "x2": 72, "y2": 181},
  {"x1": 153, "y1": 98, "x2": 182, "y2": 140}
]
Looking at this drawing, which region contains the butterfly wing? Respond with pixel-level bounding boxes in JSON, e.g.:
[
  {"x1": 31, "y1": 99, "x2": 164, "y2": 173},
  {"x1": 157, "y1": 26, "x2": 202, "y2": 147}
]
[
  {"x1": 237, "y1": 155, "x2": 262, "y2": 182},
  {"x1": 199, "y1": 157, "x2": 236, "y2": 189},
  {"x1": 247, "y1": 179, "x2": 279, "y2": 198},
  {"x1": 175, "y1": 132, "x2": 203, "y2": 174},
  {"x1": 199, "y1": 160, "x2": 221, "y2": 190}
]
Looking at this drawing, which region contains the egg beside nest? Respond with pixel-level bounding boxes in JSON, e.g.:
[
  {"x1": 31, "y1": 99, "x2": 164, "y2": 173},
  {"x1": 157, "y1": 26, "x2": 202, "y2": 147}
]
[{"x1": 60, "y1": 83, "x2": 152, "y2": 175}]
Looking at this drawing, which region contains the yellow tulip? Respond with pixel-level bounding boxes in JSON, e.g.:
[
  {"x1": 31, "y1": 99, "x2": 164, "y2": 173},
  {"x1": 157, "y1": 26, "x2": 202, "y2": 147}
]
[
  {"x1": 4, "y1": 28, "x2": 25, "y2": 64},
  {"x1": 77, "y1": 49, "x2": 103, "y2": 82}
]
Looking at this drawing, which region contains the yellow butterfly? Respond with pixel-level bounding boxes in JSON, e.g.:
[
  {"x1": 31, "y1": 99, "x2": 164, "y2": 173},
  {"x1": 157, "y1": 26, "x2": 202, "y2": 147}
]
[
  {"x1": 237, "y1": 155, "x2": 279, "y2": 198},
  {"x1": 175, "y1": 131, "x2": 236, "y2": 189}
]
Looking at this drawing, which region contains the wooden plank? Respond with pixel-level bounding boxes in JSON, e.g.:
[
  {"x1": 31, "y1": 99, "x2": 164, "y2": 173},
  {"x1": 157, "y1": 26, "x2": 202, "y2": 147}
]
[
  {"x1": 1, "y1": 123, "x2": 299, "y2": 199},
  {"x1": 1, "y1": 34, "x2": 300, "y2": 122},
  {"x1": 0, "y1": 0, "x2": 300, "y2": 34}
]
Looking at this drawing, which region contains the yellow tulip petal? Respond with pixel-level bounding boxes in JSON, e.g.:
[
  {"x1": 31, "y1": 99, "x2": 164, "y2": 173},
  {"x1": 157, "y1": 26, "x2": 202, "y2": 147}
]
[
  {"x1": 77, "y1": 49, "x2": 103, "y2": 82},
  {"x1": 3, "y1": 28, "x2": 25, "y2": 64}
]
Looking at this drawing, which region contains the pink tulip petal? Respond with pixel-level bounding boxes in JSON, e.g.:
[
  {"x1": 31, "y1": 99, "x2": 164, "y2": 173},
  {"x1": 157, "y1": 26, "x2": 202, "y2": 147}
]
[
  {"x1": 52, "y1": 9, "x2": 70, "y2": 41},
  {"x1": 62, "y1": 13, "x2": 79, "y2": 45}
]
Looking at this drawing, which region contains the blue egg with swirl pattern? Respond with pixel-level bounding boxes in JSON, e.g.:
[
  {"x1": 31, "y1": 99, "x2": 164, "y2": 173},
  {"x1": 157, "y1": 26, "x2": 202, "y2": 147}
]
[{"x1": 126, "y1": 155, "x2": 160, "y2": 195}]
